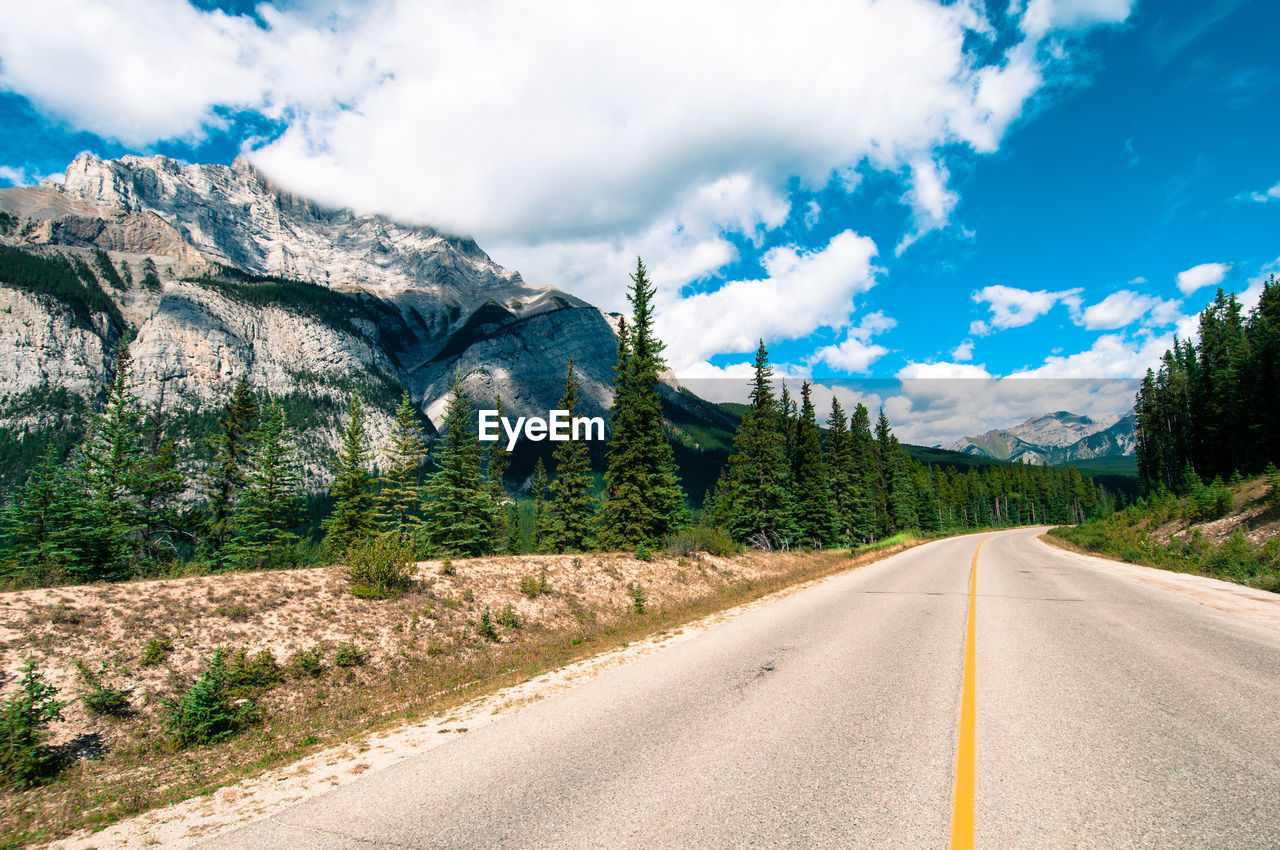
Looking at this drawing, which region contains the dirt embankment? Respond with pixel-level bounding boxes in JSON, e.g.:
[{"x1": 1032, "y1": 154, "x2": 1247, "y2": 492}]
[{"x1": 0, "y1": 544, "x2": 901, "y2": 846}]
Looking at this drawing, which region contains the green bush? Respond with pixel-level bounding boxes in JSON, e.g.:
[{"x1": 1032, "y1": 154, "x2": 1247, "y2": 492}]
[
  {"x1": 333, "y1": 643, "x2": 368, "y2": 668},
  {"x1": 344, "y1": 534, "x2": 415, "y2": 599},
  {"x1": 627, "y1": 582, "x2": 648, "y2": 615},
  {"x1": 287, "y1": 647, "x2": 325, "y2": 679},
  {"x1": 141, "y1": 637, "x2": 174, "y2": 666},
  {"x1": 664, "y1": 526, "x2": 742, "y2": 557},
  {"x1": 0, "y1": 657, "x2": 66, "y2": 788},
  {"x1": 223, "y1": 649, "x2": 284, "y2": 697},
  {"x1": 518, "y1": 569, "x2": 550, "y2": 598},
  {"x1": 634, "y1": 543, "x2": 653, "y2": 562},
  {"x1": 476, "y1": 607, "x2": 498, "y2": 641},
  {"x1": 75, "y1": 660, "x2": 131, "y2": 716},
  {"x1": 164, "y1": 650, "x2": 257, "y2": 748},
  {"x1": 438, "y1": 558, "x2": 456, "y2": 576},
  {"x1": 498, "y1": 603, "x2": 521, "y2": 629}
]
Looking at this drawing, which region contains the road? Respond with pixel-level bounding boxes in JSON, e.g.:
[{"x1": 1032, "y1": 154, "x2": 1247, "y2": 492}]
[{"x1": 201, "y1": 528, "x2": 1280, "y2": 849}]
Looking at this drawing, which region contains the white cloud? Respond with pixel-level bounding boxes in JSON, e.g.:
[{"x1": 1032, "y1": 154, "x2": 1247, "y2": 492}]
[
  {"x1": 658, "y1": 230, "x2": 879, "y2": 372},
  {"x1": 0, "y1": 0, "x2": 1130, "y2": 247},
  {"x1": 897, "y1": 361, "x2": 993, "y2": 380},
  {"x1": 1175, "y1": 262, "x2": 1230, "y2": 295},
  {"x1": 803, "y1": 200, "x2": 822, "y2": 230},
  {"x1": 1011, "y1": 332, "x2": 1173, "y2": 379},
  {"x1": 1079, "y1": 289, "x2": 1182, "y2": 330},
  {"x1": 971, "y1": 284, "x2": 1083, "y2": 331},
  {"x1": 1243, "y1": 181, "x2": 1280, "y2": 203},
  {"x1": 809, "y1": 311, "x2": 898, "y2": 374},
  {"x1": 896, "y1": 157, "x2": 959, "y2": 255},
  {"x1": 951, "y1": 339, "x2": 975, "y2": 361},
  {"x1": 1020, "y1": 0, "x2": 1133, "y2": 39}
]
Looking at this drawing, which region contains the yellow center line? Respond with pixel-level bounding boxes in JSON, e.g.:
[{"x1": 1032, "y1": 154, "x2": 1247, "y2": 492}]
[{"x1": 949, "y1": 539, "x2": 982, "y2": 850}]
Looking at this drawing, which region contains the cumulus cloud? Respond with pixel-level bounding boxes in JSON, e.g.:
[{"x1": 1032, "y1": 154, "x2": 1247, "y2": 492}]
[
  {"x1": 809, "y1": 311, "x2": 898, "y2": 374},
  {"x1": 951, "y1": 339, "x2": 975, "y2": 361},
  {"x1": 657, "y1": 230, "x2": 879, "y2": 372},
  {"x1": 971, "y1": 284, "x2": 1083, "y2": 332},
  {"x1": 1011, "y1": 332, "x2": 1173, "y2": 379},
  {"x1": 1078, "y1": 289, "x2": 1182, "y2": 330},
  {"x1": 1176, "y1": 262, "x2": 1230, "y2": 295}
]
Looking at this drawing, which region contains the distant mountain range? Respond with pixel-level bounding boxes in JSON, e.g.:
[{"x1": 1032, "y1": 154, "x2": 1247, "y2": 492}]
[{"x1": 942, "y1": 411, "x2": 1137, "y2": 466}]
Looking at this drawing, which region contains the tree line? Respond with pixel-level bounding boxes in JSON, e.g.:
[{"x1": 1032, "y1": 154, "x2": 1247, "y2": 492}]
[
  {"x1": 1135, "y1": 277, "x2": 1280, "y2": 494},
  {"x1": 0, "y1": 257, "x2": 1113, "y2": 587},
  {"x1": 701, "y1": 341, "x2": 1113, "y2": 549}
]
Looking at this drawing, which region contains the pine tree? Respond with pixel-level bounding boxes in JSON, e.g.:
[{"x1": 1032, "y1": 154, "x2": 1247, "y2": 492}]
[
  {"x1": 847, "y1": 403, "x2": 877, "y2": 542},
  {"x1": 791, "y1": 382, "x2": 835, "y2": 546},
  {"x1": 546, "y1": 360, "x2": 596, "y2": 551},
  {"x1": 825, "y1": 398, "x2": 856, "y2": 545},
  {"x1": 720, "y1": 341, "x2": 796, "y2": 548},
  {"x1": 1, "y1": 445, "x2": 73, "y2": 582},
  {"x1": 418, "y1": 376, "x2": 496, "y2": 557},
  {"x1": 530, "y1": 458, "x2": 551, "y2": 553},
  {"x1": 225, "y1": 402, "x2": 302, "y2": 569},
  {"x1": 322, "y1": 392, "x2": 376, "y2": 556},
  {"x1": 75, "y1": 341, "x2": 147, "y2": 579},
  {"x1": 485, "y1": 395, "x2": 511, "y2": 551},
  {"x1": 203, "y1": 376, "x2": 259, "y2": 561},
  {"x1": 134, "y1": 385, "x2": 185, "y2": 565},
  {"x1": 599, "y1": 259, "x2": 687, "y2": 548},
  {"x1": 376, "y1": 392, "x2": 428, "y2": 540}
]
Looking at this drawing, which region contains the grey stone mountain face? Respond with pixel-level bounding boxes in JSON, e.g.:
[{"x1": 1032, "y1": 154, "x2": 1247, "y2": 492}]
[
  {"x1": 0, "y1": 153, "x2": 621, "y2": 480},
  {"x1": 941, "y1": 410, "x2": 1137, "y2": 465}
]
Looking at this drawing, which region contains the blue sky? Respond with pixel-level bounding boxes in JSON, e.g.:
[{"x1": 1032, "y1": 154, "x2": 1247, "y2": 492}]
[{"x1": 0, "y1": 0, "x2": 1276, "y2": 442}]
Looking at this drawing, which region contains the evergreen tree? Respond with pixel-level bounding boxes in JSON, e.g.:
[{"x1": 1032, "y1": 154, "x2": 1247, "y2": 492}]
[
  {"x1": 134, "y1": 385, "x2": 185, "y2": 565},
  {"x1": 485, "y1": 395, "x2": 511, "y2": 551},
  {"x1": 825, "y1": 398, "x2": 857, "y2": 545},
  {"x1": 0, "y1": 445, "x2": 73, "y2": 581},
  {"x1": 599, "y1": 259, "x2": 687, "y2": 547},
  {"x1": 322, "y1": 392, "x2": 376, "y2": 555},
  {"x1": 530, "y1": 458, "x2": 551, "y2": 553},
  {"x1": 791, "y1": 382, "x2": 835, "y2": 546},
  {"x1": 376, "y1": 392, "x2": 428, "y2": 540},
  {"x1": 75, "y1": 341, "x2": 147, "y2": 579},
  {"x1": 418, "y1": 376, "x2": 496, "y2": 557},
  {"x1": 203, "y1": 376, "x2": 259, "y2": 560},
  {"x1": 846, "y1": 403, "x2": 877, "y2": 542},
  {"x1": 721, "y1": 341, "x2": 796, "y2": 547},
  {"x1": 225, "y1": 402, "x2": 302, "y2": 569},
  {"x1": 546, "y1": 360, "x2": 596, "y2": 551}
]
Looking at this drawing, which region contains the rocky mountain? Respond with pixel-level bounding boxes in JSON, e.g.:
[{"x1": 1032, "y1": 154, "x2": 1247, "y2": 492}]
[
  {"x1": 0, "y1": 153, "x2": 729, "y2": 489},
  {"x1": 942, "y1": 411, "x2": 1137, "y2": 466}
]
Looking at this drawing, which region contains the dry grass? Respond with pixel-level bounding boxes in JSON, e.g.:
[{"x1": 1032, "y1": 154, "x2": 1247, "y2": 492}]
[{"x1": 0, "y1": 540, "x2": 925, "y2": 846}]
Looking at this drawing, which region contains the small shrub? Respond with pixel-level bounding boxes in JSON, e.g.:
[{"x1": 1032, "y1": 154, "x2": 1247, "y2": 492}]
[
  {"x1": 141, "y1": 637, "x2": 174, "y2": 666},
  {"x1": 519, "y1": 569, "x2": 550, "y2": 598},
  {"x1": 224, "y1": 649, "x2": 284, "y2": 697},
  {"x1": 75, "y1": 660, "x2": 131, "y2": 716},
  {"x1": 634, "y1": 543, "x2": 653, "y2": 562},
  {"x1": 664, "y1": 526, "x2": 742, "y2": 557},
  {"x1": 627, "y1": 582, "x2": 648, "y2": 615},
  {"x1": 287, "y1": 647, "x2": 325, "y2": 679},
  {"x1": 345, "y1": 534, "x2": 415, "y2": 599},
  {"x1": 334, "y1": 643, "x2": 368, "y2": 668},
  {"x1": 438, "y1": 558, "x2": 456, "y2": 576},
  {"x1": 499, "y1": 603, "x2": 521, "y2": 629},
  {"x1": 164, "y1": 650, "x2": 257, "y2": 748},
  {"x1": 462, "y1": 588, "x2": 474, "y2": 603},
  {"x1": 476, "y1": 607, "x2": 498, "y2": 641},
  {"x1": 214, "y1": 601, "x2": 252, "y2": 621},
  {"x1": 0, "y1": 657, "x2": 67, "y2": 788}
]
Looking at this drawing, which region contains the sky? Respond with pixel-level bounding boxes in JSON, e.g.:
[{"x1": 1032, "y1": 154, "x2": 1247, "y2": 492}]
[{"x1": 1, "y1": 0, "x2": 1277, "y2": 444}]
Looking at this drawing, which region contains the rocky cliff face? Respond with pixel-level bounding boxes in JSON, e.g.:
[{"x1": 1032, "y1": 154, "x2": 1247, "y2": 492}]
[{"x1": 0, "y1": 153, "x2": 625, "y2": 485}]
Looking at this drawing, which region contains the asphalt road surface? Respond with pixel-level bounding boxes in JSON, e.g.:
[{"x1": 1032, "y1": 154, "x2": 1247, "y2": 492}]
[{"x1": 202, "y1": 528, "x2": 1280, "y2": 848}]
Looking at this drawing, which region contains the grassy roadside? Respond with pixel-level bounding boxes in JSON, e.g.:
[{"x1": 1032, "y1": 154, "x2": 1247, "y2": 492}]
[
  {"x1": 1, "y1": 533, "x2": 935, "y2": 847},
  {"x1": 1045, "y1": 476, "x2": 1280, "y2": 593}
]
